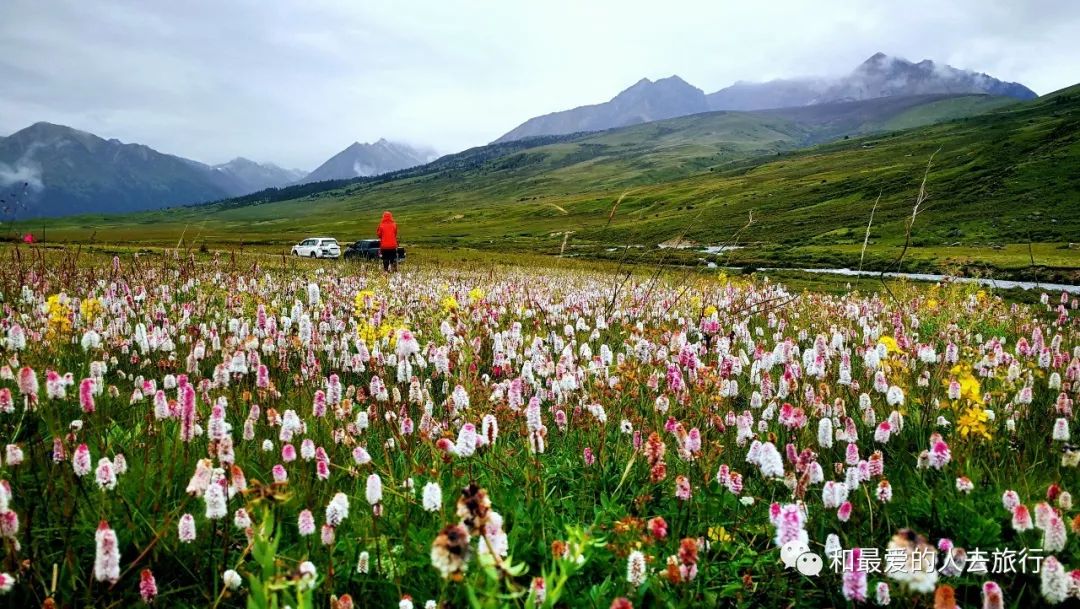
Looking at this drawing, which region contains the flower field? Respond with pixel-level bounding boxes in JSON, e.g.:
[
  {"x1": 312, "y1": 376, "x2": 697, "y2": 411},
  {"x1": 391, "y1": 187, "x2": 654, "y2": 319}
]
[{"x1": 0, "y1": 249, "x2": 1078, "y2": 608}]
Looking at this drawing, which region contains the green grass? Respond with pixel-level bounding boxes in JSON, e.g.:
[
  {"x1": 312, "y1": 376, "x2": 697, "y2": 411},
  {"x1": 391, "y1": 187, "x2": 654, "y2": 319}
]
[{"x1": 18, "y1": 88, "x2": 1080, "y2": 279}]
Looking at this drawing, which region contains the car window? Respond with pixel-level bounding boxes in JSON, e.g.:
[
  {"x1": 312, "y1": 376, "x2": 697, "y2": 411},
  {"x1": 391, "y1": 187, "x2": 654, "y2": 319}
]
[
  {"x1": 324, "y1": 239, "x2": 338, "y2": 245},
  {"x1": 300, "y1": 239, "x2": 314, "y2": 246}
]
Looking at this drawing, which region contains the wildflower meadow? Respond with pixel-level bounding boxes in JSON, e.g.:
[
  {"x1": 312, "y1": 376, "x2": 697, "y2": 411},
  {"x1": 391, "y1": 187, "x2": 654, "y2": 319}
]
[{"x1": 0, "y1": 249, "x2": 1077, "y2": 608}]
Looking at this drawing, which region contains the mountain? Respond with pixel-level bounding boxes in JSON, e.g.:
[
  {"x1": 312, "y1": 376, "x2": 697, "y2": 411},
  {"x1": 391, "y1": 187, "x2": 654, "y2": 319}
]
[
  {"x1": 494, "y1": 76, "x2": 708, "y2": 143},
  {"x1": 303, "y1": 139, "x2": 439, "y2": 182},
  {"x1": 707, "y1": 52, "x2": 1037, "y2": 111},
  {"x1": 212, "y1": 158, "x2": 306, "y2": 194},
  {"x1": 38, "y1": 83, "x2": 1079, "y2": 278},
  {"x1": 0, "y1": 122, "x2": 307, "y2": 218},
  {"x1": 496, "y1": 54, "x2": 1036, "y2": 142},
  {"x1": 0, "y1": 122, "x2": 232, "y2": 218},
  {"x1": 41, "y1": 83, "x2": 1076, "y2": 279}
]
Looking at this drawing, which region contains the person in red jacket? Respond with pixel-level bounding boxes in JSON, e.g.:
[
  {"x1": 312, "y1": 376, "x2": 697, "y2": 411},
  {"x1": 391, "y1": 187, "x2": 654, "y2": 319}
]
[{"x1": 376, "y1": 211, "x2": 399, "y2": 272}]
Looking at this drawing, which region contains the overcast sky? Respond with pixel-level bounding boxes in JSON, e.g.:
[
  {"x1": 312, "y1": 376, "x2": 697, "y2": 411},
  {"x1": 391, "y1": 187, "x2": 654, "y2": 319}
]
[{"x1": 1, "y1": 0, "x2": 1077, "y2": 169}]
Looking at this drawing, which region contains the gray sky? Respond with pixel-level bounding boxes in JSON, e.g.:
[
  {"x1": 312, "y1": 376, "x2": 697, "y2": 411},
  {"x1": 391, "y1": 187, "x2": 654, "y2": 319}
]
[{"x1": 1, "y1": 0, "x2": 1077, "y2": 170}]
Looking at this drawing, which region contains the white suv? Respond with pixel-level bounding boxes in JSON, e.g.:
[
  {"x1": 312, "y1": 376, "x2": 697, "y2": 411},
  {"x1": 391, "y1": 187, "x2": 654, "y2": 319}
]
[{"x1": 291, "y1": 237, "x2": 341, "y2": 259}]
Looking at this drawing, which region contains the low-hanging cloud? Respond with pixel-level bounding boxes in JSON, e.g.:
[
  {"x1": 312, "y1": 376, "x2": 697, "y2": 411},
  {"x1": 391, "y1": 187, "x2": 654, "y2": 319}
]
[{"x1": 0, "y1": 150, "x2": 44, "y2": 192}]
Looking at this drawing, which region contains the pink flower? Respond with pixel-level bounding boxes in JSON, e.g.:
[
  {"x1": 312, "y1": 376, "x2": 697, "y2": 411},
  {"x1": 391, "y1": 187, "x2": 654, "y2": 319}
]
[
  {"x1": 298, "y1": 509, "x2": 315, "y2": 536},
  {"x1": 73, "y1": 443, "x2": 92, "y2": 477},
  {"x1": 256, "y1": 364, "x2": 270, "y2": 389},
  {"x1": 282, "y1": 444, "x2": 297, "y2": 462},
  {"x1": 95, "y1": 458, "x2": 117, "y2": 491},
  {"x1": 179, "y1": 384, "x2": 197, "y2": 443},
  {"x1": 3, "y1": 445, "x2": 22, "y2": 466},
  {"x1": 79, "y1": 378, "x2": 96, "y2": 413},
  {"x1": 837, "y1": 501, "x2": 853, "y2": 522},
  {"x1": 1002, "y1": 490, "x2": 1021, "y2": 512},
  {"x1": 845, "y1": 443, "x2": 860, "y2": 465},
  {"x1": 874, "y1": 421, "x2": 892, "y2": 443},
  {"x1": 17, "y1": 367, "x2": 38, "y2": 397},
  {"x1": 178, "y1": 514, "x2": 196, "y2": 543},
  {"x1": 320, "y1": 523, "x2": 335, "y2": 545},
  {"x1": 1043, "y1": 513, "x2": 1068, "y2": 552},
  {"x1": 647, "y1": 516, "x2": 668, "y2": 540},
  {"x1": 725, "y1": 472, "x2": 743, "y2": 494},
  {"x1": 841, "y1": 548, "x2": 867, "y2": 601},
  {"x1": 981, "y1": 581, "x2": 1003, "y2": 609},
  {"x1": 94, "y1": 520, "x2": 120, "y2": 583},
  {"x1": 1012, "y1": 505, "x2": 1033, "y2": 532},
  {"x1": 771, "y1": 503, "x2": 808, "y2": 548},
  {"x1": 875, "y1": 581, "x2": 890, "y2": 605},
  {"x1": 271, "y1": 464, "x2": 287, "y2": 483},
  {"x1": 674, "y1": 475, "x2": 691, "y2": 501},
  {"x1": 0, "y1": 509, "x2": 19, "y2": 539},
  {"x1": 139, "y1": 569, "x2": 158, "y2": 602},
  {"x1": 454, "y1": 424, "x2": 477, "y2": 458},
  {"x1": 928, "y1": 436, "x2": 951, "y2": 469},
  {"x1": 583, "y1": 447, "x2": 595, "y2": 466}
]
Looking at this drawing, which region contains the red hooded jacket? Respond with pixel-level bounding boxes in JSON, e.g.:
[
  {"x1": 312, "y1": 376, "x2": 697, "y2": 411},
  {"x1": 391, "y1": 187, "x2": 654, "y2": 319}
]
[{"x1": 377, "y1": 211, "x2": 398, "y2": 249}]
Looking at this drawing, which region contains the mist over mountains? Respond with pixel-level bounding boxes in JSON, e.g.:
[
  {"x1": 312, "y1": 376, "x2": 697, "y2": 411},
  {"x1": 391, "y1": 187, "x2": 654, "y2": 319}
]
[{"x1": 496, "y1": 53, "x2": 1037, "y2": 142}]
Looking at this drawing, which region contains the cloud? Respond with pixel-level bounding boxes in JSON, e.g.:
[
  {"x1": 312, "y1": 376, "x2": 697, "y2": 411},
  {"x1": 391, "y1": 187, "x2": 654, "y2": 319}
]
[
  {"x1": 0, "y1": 147, "x2": 44, "y2": 191},
  {"x1": 0, "y1": 0, "x2": 1077, "y2": 169}
]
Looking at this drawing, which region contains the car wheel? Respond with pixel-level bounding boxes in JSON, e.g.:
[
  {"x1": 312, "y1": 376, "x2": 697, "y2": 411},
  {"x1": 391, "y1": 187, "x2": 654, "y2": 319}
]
[{"x1": 310, "y1": 252, "x2": 318, "y2": 258}]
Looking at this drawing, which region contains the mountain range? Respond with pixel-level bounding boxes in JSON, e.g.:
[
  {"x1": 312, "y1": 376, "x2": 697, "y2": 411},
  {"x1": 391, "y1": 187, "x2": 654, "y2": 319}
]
[
  {"x1": 495, "y1": 53, "x2": 1037, "y2": 142},
  {"x1": 303, "y1": 139, "x2": 439, "y2": 182},
  {"x1": 0, "y1": 124, "x2": 437, "y2": 218},
  {"x1": 1, "y1": 52, "x2": 1041, "y2": 218},
  {"x1": 33, "y1": 82, "x2": 1078, "y2": 284}
]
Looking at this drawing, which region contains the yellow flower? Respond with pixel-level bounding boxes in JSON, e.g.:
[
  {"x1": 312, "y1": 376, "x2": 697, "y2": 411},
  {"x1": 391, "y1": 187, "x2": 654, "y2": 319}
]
[
  {"x1": 45, "y1": 294, "x2": 73, "y2": 338},
  {"x1": 926, "y1": 298, "x2": 939, "y2": 310},
  {"x1": 956, "y1": 406, "x2": 991, "y2": 440},
  {"x1": 356, "y1": 320, "x2": 377, "y2": 345},
  {"x1": 707, "y1": 526, "x2": 732, "y2": 543},
  {"x1": 79, "y1": 297, "x2": 104, "y2": 323},
  {"x1": 353, "y1": 290, "x2": 378, "y2": 317},
  {"x1": 703, "y1": 304, "x2": 718, "y2": 317},
  {"x1": 946, "y1": 364, "x2": 982, "y2": 402},
  {"x1": 878, "y1": 335, "x2": 900, "y2": 354},
  {"x1": 441, "y1": 295, "x2": 459, "y2": 312},
  {"x1": 468, "y1": 288, "x2": 485, "y2": 303}
]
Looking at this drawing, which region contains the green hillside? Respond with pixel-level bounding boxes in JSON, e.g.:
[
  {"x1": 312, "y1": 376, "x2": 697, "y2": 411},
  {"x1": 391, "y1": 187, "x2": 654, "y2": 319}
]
[{"x1": 19, "y1": 90, "x2": 1079, "y2": 279}]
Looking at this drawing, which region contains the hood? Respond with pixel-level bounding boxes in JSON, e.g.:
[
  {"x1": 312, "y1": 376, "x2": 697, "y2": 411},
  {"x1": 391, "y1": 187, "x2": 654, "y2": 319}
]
[{"x1": 381, "y1": 211, "x2": 394, "y2": 223}]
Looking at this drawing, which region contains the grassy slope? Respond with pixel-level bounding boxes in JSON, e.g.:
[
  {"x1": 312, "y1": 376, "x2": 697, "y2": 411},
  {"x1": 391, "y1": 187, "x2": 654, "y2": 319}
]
[{"x1": 22, "y1": 91, "x2": 1078, "y2": 277}]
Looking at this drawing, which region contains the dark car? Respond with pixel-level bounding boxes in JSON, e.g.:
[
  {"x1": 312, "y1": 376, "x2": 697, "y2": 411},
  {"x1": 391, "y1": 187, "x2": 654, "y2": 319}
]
[{"x1": 343, "y1": 239, "x2": 406, "y2": 262}]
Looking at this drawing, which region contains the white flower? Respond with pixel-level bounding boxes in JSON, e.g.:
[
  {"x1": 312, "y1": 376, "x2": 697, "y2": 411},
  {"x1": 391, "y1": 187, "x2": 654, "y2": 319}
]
[
  {"x1": 223, "y1": 569, "x2": 242, "y2": 590},
  {"x1": 366, "y1": 474, "x2": 383, "y2": 505},
  {"x1": 326, "y1": 492, "x2": 350, "y2": 527},
  {"x1": 422, "y1": 482, "x2": 442, "y2": 512},
  {"x1": 357, "y1": 551, "x2": 370, "y2": 574},
  {"x1": 626, "y1": 550, "x2": 647, "y2": 587}
]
